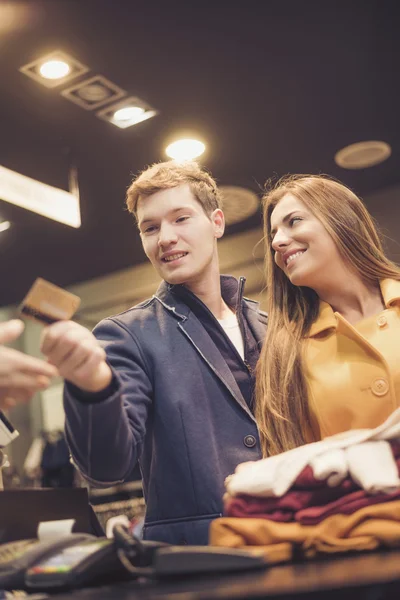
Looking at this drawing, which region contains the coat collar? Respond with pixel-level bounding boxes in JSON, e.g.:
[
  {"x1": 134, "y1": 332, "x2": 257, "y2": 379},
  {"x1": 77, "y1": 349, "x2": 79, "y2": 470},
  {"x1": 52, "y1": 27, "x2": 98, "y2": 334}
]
[
  {"x1": 308, "y1": 278, "x2": 400, "y2": 338},
  {"x1": 153, "y1": 275, "x2": 260, "y2": 319}
]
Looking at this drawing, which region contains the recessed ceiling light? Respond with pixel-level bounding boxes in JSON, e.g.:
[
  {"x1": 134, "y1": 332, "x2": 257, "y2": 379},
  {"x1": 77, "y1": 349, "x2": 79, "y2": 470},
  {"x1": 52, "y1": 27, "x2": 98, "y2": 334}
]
[
  {"x1": 19, "y1": 50, "x2": 89, "y2": 88},
  {"x1": 165, "y1": 139, "x2": 205, "y2": 161},
  {"x1": 114, "y1": 106, "x2": 145, "y2": 122},
  {"x1": 61, "y1": 75, "x2": 127, "y2": 110},
  {"x1": 334, "y1": 140, "x2": 392, "y2": 169},
  {"x1": 96, "y1": 97, "x2": 158, "y2": 129},
  {"x1": 219, "y1": 186, "x2": 260, "y2": 225},
  {"x1": 0, "y1": 221, "x2": 11, "y2": 233},
  {"x1": 39, "y1": 59, "x2": 70, "y2": 80}
]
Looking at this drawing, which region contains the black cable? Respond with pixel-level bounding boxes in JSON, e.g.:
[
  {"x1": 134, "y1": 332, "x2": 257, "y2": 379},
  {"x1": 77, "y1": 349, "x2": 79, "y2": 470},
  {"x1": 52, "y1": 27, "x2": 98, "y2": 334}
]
[{"x1": 112, "y1": 524, "x2": 168, "y2": 577}]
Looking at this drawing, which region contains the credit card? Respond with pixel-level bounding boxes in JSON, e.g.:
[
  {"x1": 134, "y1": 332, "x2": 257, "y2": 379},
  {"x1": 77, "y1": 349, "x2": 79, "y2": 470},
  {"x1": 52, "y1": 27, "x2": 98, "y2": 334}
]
[{"x1": 18, "y1": 278, "x2": 81, "y2": 325}]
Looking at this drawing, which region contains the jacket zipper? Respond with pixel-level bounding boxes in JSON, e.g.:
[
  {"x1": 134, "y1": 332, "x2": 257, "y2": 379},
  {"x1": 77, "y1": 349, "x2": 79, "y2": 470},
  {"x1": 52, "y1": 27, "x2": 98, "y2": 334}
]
[{"x1": 236, "y1": 276, "x2": 252, "y2": 374}]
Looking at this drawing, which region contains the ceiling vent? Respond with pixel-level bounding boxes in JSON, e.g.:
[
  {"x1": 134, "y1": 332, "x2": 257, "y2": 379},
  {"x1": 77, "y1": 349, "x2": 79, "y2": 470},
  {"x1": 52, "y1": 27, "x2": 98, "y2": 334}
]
[
  {"x1": 334, "y1": 141, "x2": 392, "y2": 169},
  {"x1": 61, "y1": 75, "x2": 127, "y2": 110},
  {"x1": 219, "y1": 186, "x2": 260, "y2": 225},
  {"x1": 19, "y1": 50, "x2": 89, "y2": 88}
]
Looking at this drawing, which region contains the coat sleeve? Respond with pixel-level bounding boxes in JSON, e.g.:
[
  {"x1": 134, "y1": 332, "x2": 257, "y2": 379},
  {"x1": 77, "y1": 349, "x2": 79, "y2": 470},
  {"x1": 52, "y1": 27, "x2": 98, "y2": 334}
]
[{"x1": 63, "y1": 316, "x2": 153, "y2": 487}]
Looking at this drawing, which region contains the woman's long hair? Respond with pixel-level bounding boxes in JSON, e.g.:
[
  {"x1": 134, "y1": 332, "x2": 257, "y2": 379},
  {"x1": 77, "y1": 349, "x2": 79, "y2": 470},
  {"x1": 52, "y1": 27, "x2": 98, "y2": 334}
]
[{"x1": 255, "y1": 174, "x2": 400, "y2": 457}]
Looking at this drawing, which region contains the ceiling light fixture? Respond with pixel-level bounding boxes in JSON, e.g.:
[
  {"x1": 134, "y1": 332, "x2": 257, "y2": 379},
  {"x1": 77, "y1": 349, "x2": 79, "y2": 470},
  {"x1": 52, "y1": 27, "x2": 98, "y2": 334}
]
[
  {"x1": 39, "y1": 59, "x2": 70, "y2": 80},
  {"x1": 19, "y1": 50, "x2": 89, "y2": 88},
  {"x1": 219, "y1": 187, "x2": 260, "y2": 225},
  {"x1": 335, "y1": 140, "x2": 392, "y2": 169},
  {"x1": 165, "y1": 139, "x2": 205, "y2": 161},
  {"x1": 0, "y1": 221, "x2": 11, "y2": 233},
  {"x1": 113, "y1": 106, "x2": 145, "y2": 122},
  {"x1": 96, "y1": 97, "x2": 158, "y2": 129},
  {"x1": 61, "y1": 75, "x2": 127, "y2": 110},
  {"x1": 0, "y1": 165, "x2": 81, "y2": 228}
]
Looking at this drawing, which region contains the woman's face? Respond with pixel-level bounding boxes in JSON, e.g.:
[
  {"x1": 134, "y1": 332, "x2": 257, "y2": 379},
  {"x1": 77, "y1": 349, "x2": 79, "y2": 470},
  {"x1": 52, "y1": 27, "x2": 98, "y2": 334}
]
[{"x1": 270, "y1": 193, "x2": 344, "y2": 290}]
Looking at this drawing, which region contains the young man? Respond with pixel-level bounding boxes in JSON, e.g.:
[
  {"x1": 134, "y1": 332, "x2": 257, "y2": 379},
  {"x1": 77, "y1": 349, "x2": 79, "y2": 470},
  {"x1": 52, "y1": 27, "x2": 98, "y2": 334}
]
[{"x1": 40, "y1": 161, "x2": 267, "y2": 545}]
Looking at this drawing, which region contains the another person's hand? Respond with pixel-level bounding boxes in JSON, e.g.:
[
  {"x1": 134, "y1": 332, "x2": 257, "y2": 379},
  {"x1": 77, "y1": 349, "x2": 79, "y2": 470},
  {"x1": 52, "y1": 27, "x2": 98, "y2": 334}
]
[
  {"x1": 0, "y1": 320, "x2": 58, "y2": 410},
  {"x1": 40, "y1": 321, "x2": 112, "y2": 392}
]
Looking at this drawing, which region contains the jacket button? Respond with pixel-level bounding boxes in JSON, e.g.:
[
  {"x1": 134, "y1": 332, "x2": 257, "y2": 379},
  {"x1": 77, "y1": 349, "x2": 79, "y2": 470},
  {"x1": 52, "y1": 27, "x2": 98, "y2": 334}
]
[
  {"x1": 377, "y1": 315, "x2": 387, "y2": 328},
  {"x1": 371, "y1": 378, "x2": 389, "y2": 396},
  {"x1": 243, "y1": 435, "x2": 256, "y2": 448}
]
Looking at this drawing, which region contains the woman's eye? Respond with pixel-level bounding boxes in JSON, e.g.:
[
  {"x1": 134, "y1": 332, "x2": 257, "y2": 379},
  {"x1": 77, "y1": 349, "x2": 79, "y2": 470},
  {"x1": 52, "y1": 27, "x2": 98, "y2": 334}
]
[
  {"x1": 290, "y1": 217, "x2": 302, "y2": 226},
  {"x1": 176, "y1": 216, "x2": 189, "y2": 223},
  {"x1": 144, "y1": 226, "x2": 157, "y2": 234}
]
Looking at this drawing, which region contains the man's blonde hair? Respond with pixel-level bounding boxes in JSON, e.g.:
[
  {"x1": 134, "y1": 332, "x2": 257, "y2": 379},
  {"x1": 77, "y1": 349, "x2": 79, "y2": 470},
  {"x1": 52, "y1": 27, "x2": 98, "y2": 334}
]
[{"x1": 126, "y1": 160, "x2": 222, "y2": 219}]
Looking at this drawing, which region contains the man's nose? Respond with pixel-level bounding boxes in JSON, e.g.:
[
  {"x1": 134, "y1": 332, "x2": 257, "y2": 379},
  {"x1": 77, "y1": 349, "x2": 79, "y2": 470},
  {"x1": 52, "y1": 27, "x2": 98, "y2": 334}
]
[{"x1": 158, "y1": 223, "x2": 178, "y2": 248}]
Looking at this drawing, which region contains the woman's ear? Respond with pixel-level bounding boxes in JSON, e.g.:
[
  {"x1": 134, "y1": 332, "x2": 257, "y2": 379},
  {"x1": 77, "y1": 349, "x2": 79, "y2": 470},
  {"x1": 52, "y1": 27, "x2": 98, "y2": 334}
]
[{"x1": 211, "y1": 209, "x2": 225, "y2": 239}]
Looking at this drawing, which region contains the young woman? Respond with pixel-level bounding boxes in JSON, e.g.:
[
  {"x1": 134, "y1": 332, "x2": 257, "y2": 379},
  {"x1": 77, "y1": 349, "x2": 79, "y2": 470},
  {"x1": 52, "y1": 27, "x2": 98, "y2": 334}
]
[{"x1": 256, "y1": 174, "x2": 400, "y2": 457}]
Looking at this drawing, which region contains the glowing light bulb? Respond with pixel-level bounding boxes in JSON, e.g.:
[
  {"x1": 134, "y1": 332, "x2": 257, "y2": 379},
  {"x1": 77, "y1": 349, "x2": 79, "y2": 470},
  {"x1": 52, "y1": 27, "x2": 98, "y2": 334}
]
[
  {"x1": 39, "y1": 60, "x2": 70, "y2": 80},
  {"x1": 113, "y1": 106, "x2": 145, "y2": 122},
  {"x1": 165, "y1": 139, "x2": 205, "y2": 161}
]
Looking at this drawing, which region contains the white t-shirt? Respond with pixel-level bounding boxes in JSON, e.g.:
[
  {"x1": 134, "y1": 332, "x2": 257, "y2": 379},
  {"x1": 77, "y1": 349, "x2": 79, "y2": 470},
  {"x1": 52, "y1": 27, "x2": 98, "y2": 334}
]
[{"x1": 218, "y1": 311, "x2": 244, "y2": 360}]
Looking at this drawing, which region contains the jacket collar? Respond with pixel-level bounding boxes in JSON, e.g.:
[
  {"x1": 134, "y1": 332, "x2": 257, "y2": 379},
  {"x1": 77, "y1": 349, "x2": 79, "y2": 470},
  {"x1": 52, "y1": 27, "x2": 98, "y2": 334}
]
[
  {"x1": 308, "y1": 301, "x2": 337, "y2": 337},
  {"x1": 153, "y1": 275, "x2": 249, "y2": 319},
  {"x1": 308, "y1": 278, "x2": 400, "y2": 338}
]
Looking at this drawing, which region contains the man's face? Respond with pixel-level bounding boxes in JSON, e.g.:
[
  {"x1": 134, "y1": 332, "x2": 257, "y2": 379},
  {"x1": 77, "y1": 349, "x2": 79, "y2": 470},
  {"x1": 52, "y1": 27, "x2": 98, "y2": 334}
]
[{"x1": 137, "y1": 184, "x2": 224, "y2": 288}]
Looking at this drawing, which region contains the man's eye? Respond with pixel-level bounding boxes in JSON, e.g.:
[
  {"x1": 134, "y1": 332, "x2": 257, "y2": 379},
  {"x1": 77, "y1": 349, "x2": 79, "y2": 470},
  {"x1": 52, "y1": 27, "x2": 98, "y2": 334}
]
[
  {"x1": 144, "y1": 226, "x2": 157, "y2": 234},
  {"x1": 176, "y1": 216, "x2": 189, "y2": 223}
]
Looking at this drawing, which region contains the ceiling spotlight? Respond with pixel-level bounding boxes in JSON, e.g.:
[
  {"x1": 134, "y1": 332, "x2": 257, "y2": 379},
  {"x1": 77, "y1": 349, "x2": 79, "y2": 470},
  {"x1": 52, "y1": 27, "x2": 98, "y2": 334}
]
[
  {"x1": 19, "y1": 50, "x2": 89, "y2": 88},
  {"x1": 96, "y1": 96, "x2": 158, "y2": 129},
  {"x1": 165, "y1": 139, "x2": 205, "y2": 161},
  {"x1": 113, "y1": 106, "x2": 145, "y2": 122},
  {"x1": 39, "y1": 60, "x2": 70, "y2": 80},
  {"x1": 335, "y1": 141, "x2": 391, "y2": 169},
  {"x1": 0, "y1": 221, "x2": 11, "y2": 233}
]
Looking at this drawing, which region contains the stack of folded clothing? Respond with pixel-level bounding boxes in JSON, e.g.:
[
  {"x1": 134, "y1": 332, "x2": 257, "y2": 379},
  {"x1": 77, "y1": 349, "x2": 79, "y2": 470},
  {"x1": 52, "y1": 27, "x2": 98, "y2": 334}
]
[{"x1": 210, "y1": 408, "x2": 400, "y2": 563}]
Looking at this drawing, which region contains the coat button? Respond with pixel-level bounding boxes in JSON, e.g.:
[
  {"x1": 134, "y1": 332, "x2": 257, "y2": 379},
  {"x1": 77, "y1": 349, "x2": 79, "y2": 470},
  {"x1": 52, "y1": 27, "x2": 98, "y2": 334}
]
[
  {"x1": 377, "y1": 315, "x2": 387, "y2": 328},
  {"x1": 371, "y1": 378, "x2": 389, "y2": 396},
  {"x1": 243, "y1": 435, "x2": 256, "y2": 448}
]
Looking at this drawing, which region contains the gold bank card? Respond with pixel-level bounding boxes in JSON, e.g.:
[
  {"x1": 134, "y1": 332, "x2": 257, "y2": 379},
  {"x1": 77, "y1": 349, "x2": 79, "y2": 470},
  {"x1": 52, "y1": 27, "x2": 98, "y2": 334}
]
[{"x1": 19, "y1": 278, "x2": 81, "y2": 325}]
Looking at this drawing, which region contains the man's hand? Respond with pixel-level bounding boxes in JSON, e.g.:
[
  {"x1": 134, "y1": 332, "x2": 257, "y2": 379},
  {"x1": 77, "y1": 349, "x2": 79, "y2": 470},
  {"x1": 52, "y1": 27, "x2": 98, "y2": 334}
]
[
  {"x1": 0, "y1": 320, "x2": 58, "y2": 410},
  {"x1": 40, "y1": 321, "x2": 112, "y2": 393}
]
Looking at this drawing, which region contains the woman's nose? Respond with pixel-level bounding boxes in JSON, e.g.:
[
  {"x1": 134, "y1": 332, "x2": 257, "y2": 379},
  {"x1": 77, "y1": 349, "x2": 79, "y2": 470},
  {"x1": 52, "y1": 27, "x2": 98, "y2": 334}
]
[{"x1": 271, "y1": 228, "x2": 290, "y2": 252}]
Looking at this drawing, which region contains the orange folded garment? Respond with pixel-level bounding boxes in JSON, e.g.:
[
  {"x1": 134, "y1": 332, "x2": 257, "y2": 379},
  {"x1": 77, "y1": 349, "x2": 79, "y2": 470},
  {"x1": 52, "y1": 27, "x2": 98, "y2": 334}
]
[{"x1": 210, "y1": 500, "x2": 400, "y2": 564}]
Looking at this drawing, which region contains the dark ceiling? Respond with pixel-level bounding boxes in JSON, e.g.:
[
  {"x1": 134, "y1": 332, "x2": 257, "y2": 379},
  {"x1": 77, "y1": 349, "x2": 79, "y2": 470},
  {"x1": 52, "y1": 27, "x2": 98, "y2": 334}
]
[{"x1": 0, "y1": 0, "x2": 399, "y2": 307}]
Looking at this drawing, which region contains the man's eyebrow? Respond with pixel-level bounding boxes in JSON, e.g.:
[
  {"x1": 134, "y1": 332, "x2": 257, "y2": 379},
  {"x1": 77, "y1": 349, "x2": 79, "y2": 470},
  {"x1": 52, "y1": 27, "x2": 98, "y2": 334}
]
[
  {"x1": 270, "y1": 211, "x2": 298, "y2": 236},
  {"x1": 139, "y1": 206, "x2": 194, "y2": 227}
]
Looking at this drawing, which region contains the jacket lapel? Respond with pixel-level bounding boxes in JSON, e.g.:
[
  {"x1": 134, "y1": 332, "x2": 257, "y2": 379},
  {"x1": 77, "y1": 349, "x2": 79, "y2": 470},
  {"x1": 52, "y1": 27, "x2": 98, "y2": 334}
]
[
  {"x1": 178, "y1": 314, "x2": 256, "y2": 422},
  {"x1": 243, "y1": 301, "x2": 268, "y2": 348}
]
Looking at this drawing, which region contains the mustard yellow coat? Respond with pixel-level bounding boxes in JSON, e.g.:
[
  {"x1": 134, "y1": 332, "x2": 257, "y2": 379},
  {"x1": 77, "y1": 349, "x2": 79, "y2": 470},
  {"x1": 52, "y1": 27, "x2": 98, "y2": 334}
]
[{"x1": 305, "y1": 279, "x2": 400, "y2": 440}]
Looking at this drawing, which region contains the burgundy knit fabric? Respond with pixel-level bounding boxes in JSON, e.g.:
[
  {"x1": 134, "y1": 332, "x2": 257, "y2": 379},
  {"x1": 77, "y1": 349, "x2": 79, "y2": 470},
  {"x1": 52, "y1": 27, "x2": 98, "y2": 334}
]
[{"x1": 224, "y1": 440, "x2": 400, "y2": 524}]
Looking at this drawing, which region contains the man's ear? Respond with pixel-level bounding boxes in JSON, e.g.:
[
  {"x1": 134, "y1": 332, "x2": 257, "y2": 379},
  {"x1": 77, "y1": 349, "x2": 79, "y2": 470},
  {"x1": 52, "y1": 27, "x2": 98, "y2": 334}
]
[{"x1": 211, "y1": 209, "x2": 225, "y2": 239}]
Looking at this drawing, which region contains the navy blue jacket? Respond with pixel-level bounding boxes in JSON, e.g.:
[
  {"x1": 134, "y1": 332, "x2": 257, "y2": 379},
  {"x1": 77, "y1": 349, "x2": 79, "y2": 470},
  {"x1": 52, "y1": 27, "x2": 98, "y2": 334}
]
[{"x1": 64, "y1": 276, "x2": 267, "y2": 545}]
